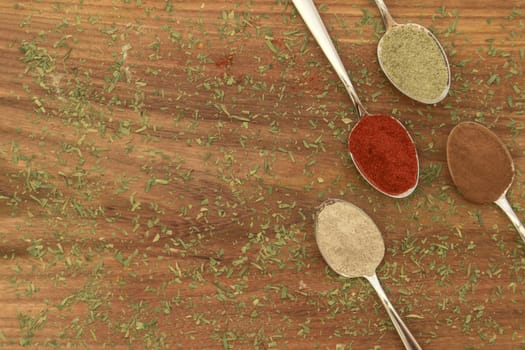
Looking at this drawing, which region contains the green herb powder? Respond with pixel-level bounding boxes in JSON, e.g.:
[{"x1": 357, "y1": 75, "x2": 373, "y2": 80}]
[{"x1": 379, "y1": 24, "x2": 449, "y2": 102}]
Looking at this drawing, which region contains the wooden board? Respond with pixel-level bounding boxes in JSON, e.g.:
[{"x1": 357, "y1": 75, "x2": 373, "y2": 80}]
[{"x1": 0, "y1": 0, "x2": 524, "y2": 349}]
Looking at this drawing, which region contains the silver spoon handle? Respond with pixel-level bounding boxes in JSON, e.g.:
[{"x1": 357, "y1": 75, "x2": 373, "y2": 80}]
[
  {"x1": 365, "y1": 274, "x2": 422, "y2": 350},
  {"x1": 495, "y1": 195, "x2": 525, "y2": 244},
  {"x1": 291, "y1": 0, "x2": 367, "y2": 117},
  {"x1": 373, "y1": 0, "x2": 397, "y2": 29}
]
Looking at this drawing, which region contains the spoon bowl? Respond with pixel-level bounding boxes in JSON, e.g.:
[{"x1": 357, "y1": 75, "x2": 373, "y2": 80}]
[
  {"x1": 447, "y1": 122, "x2": 525, "y2": 244},
  {"x1": 348, "y1": 114, "x2": 419, "y2": 197},
  {"x1": 374, "y1": 0, "x2": 451, "y2": 104},
  {"x1": 315, "y1": 199, "x2": 422, "y2": 350},
  {"x1": 292, "y1": 0, "x2": 419, "y2": 198}
]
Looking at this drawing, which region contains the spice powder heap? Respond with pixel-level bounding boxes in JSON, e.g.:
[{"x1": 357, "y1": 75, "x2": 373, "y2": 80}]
[
  {"x1": 348, "y1": 114, "x2": 418, "y2": 196},
  {"x1": 315, "y1": 199, "x2": 385, "y2": 278},
  {"x1": 379, "y1": 24, "x2": 449, "y2": 102},
  {"x1": 446, "y1": 122, "x2": 514, "y2": 204}
]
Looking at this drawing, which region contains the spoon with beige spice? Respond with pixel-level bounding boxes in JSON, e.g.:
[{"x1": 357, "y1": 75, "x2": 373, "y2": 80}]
[
  {"x1": 315, "y1": 199, "x2": 422, "y2": 350},
  {"x1": 447, "y1": 122, "x2": 525, "y2": 244}
]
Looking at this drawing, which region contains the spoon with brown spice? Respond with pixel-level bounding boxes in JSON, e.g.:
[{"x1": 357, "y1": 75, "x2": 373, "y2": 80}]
[
  {"x1": 291, "y1": 0, "x2": 419, "y2": 198},
  {"x1": 447, "y1": 122, "x2": 525, "y2": 244},
  {"x1": 315, "y1": 199, "x2": 422, "y2": 350},
  {"x1": 374, "y1": 0, "x2": 451, "y2": 104}
]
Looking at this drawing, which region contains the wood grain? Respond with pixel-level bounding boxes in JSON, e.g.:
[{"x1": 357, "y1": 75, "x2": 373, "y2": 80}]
[{"x1": 0, "y1": 0, "x2": 524, "y2": 349}]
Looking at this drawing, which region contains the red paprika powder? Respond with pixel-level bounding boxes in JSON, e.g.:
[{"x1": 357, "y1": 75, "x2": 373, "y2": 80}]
[{"x1": 348, "y1": 114, "x2": 418, "y2": 196}]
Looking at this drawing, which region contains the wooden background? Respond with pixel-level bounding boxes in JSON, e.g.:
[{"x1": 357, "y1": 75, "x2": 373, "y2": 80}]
[{"x1": 0, "y1": 0, "x2": 524, "y2": 349}]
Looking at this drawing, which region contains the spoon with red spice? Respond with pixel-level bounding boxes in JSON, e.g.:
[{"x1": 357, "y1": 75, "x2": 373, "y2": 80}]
[{"x1": 292, "y1": 0, "x2": 419, "y2": 198}]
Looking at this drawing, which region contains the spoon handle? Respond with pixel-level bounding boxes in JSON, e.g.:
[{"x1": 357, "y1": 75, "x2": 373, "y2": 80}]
[
  {"x1": 365, "y1": 274, "x2": 422, "y2": 350},
  {"x1": 495, "y1": 195, "x2": 525, "y2": 244},
  {"x1": 291, "y1": 0, "x2": 367, "y2": 117},
  {"x1": 373, "y1": 0, "x2": 397, "y2": 29}
]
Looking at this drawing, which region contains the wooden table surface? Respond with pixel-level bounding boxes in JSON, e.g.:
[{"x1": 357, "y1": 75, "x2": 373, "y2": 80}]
[{"x1": 1, "y1": 0, "x2": 524, "y2": 349}]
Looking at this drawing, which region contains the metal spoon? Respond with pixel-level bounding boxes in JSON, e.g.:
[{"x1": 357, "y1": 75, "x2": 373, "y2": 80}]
[
  {"x1": 447, "y1": 122, "x2": 525, "y2": 244},
  {"x1": 374, "y1": 0, "x2": 451, "y2": 104},
  {"x1": 315, "y1": 199, "x2": 423, "y2": 350},
  {"x1": 291, "y1": 0, "x2": 419, "y2": 198},
  {"x1": 496, "y1": 195, "x2": 525, "y2": 244}
]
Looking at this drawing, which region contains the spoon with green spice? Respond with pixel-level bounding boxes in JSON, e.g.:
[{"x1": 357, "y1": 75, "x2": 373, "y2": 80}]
[
  {"x1": 374, "y1": 0, "x2": 451, "y2": 104},
  {"x1": 292, "y1": 0, "x2": 419, "y2": 198},
  {"x1": 315, "y1": 199, "x2": 423, "y2": 350},
  {"x1": 447, "y1": 122, "x2": 525, "y2": 244}
]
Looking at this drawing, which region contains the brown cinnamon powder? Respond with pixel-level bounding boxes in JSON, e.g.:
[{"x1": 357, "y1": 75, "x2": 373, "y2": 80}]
[{"x1": 446, "y1": 122, "x2": 514, "y2": 204}]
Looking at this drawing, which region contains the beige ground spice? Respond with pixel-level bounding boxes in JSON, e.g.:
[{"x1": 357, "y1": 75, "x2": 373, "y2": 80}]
[
  {"x1": 315, "y1": 199, "x2": 385, "y2": 278},
  {"x1": 447, "y1": 122, "x2": 514, "y2": 204}
]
